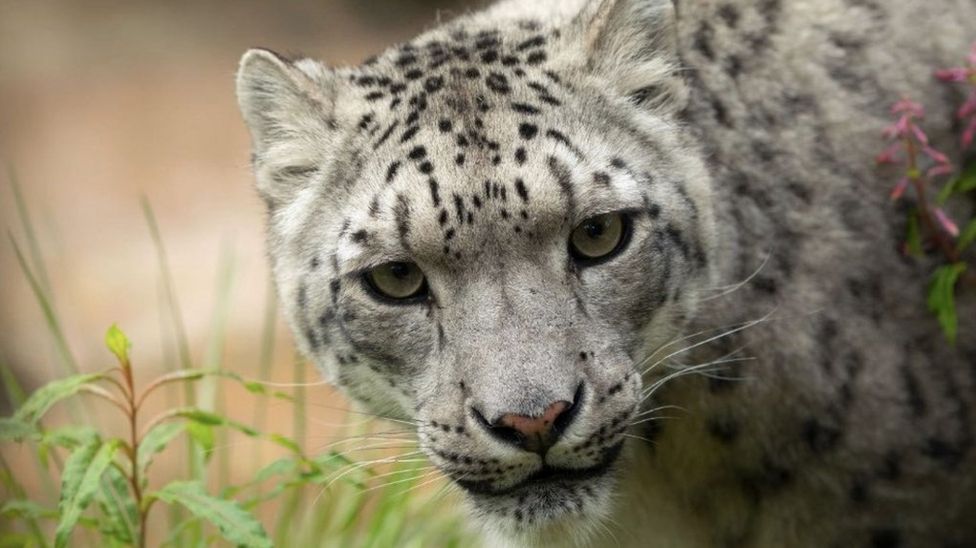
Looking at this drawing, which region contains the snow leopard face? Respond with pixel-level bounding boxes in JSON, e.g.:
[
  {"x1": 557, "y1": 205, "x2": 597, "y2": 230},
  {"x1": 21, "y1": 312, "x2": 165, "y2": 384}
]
[{"x1": 237, "y1": 0, "x2": 715, "y2": 541}]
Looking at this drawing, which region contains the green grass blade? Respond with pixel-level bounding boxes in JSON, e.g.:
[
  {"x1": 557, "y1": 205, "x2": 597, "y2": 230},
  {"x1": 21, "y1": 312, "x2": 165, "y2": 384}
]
[
  {"x1": 7, "y1": 166, "x2": 54, "y2": 298},
  {"x1": 252, "y1": 279, "x2": 277, "y2": 457},
  {"x1": 140, "y1": 197, "x2": 193, "y2": 375},
  {"x1": 199, "y1": 242, "x2": 236, "y2": 488},
  {"x1": 141, "y1": 196, "x2": 198, "y2": 544},
  {"x1": 0, "y1": 453, "x2": 49, "y2": 548},
  {"x1": 0, "y1": 362, "x2": 27, "y2": 409},
  {"x1": 7, "y1": 233, "x2": 79, "y2": 376},
  {"x1": 274, "y1": 352, "x2": 307, "y2": 546}
]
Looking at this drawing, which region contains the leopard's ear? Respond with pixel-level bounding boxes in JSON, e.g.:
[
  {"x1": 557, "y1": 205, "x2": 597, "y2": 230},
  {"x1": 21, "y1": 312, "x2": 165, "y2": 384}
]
[
  {"x1": 236, "y1": 49, "x2": 340, "y2": 203},
  {"x1": 575, "y1": 0, "x2": 686, "y2": 112}
]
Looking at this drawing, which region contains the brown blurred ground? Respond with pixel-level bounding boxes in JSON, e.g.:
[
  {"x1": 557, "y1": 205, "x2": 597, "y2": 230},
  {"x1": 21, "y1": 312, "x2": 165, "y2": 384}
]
[{"x1": 0, "y1": 0, "x2": 479, "y2": 534}]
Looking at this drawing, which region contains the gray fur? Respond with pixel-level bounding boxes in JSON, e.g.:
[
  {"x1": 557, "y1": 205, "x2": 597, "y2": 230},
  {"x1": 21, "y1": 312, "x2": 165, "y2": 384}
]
[{"x1": 236, "y1": 0, "x2": 976, "y2": 546}]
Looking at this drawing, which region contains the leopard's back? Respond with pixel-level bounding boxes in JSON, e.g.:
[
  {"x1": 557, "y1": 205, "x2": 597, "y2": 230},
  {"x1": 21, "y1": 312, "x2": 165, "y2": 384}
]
[{"x1": 631, "y1": 1, "x2": 976, "y2": 546}]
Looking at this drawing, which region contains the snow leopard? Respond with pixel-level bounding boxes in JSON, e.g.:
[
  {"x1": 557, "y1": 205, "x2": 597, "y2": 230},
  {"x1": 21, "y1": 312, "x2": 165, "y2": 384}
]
[{"x1": 235, "y1": 0, "x2": 976, "y2": 546}]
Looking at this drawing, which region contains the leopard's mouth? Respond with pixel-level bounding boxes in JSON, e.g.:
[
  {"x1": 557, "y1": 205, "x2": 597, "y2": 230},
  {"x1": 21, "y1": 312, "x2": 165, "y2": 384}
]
[{"x1": 455, "y1": 441, "x2": 624, "y2": 497}]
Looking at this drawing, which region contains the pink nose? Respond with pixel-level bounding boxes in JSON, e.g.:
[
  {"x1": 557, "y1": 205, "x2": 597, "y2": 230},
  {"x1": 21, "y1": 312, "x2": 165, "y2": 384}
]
[{"x1": 497, "y1": 401, "x2": 571, "y2": 438}]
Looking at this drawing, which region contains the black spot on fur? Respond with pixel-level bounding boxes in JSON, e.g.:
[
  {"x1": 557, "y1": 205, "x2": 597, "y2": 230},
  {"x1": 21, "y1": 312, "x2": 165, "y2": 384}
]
[
  {"x1": 351, "y1": 229, "x2": 368, "y2": 244},
  {"x1": 395, "y1": 194, "x2": 411, "y2": 242},
  {"x1": 517, "y1": 35, "x2": 546, "y2": 51},
  {"x1": 401, "y1": 124, "x2": 420, "y2": 142},
  {"x1": 375, "y1": 121, "x2": 400, "y2": 149},
  {"x1": 514, "y1": 179, "x2": 529, "y2": 202},
  {"x1": 870, "y1": 529, "x2": 902, "y2": 548},
  {"x1": 694, "y1": 22, "x2": 716, "y2": 60},
  {"x1": 514, "y1": 147, "x2": 527, "y2": 164},
  {"x1": 424, "y1": 76, "x2": 444, "y2": 93},
  {"x1": 708, "y1": 416, "x2": 740, "y2": 444},
  {"x1": 428, "y1": 179, "x2": 441, "y2": 207},
  {"x1": 408, "y1": 146, "x2": 427, "y2": 160},
  {"x1": 802, "y1": 418, "x2": 841, "y2": 453},
  {"x1": 519, "y1": 123, "x2": 539, "y2": 140},
  {"x1": 717, "y1": 4, "x2": 740, "y2": 27},
  {"x1": 486, "y1": 73, "x2": 511, "y2": 94},
  {"x1": 849, "y1": 478, "x2": 869, "y2": 504},
  {"x1": 511, "y1": 102, "x2": 540, "y2": 115},
  {"x1": 901, "y1": 365, "x2": 927, "y2": 417},
  {"x1": 922, "y1": 438, "x2": 965, "y2": 469}
]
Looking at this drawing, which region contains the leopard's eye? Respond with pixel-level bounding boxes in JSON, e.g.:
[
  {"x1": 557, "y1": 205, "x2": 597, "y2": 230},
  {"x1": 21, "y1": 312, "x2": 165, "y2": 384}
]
[
  {"x1": 569, "y1": 213, "x2": 629, "y2": 264},
  {"x1": 365, "y1": 262, "x2": 428, "y2": 301}
]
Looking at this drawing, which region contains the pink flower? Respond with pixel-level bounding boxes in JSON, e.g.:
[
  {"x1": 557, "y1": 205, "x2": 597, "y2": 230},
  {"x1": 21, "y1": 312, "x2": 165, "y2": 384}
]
[
  {"x1": 962, "y1": 116, "x2": 976, "y2": 150},
  {"x1": 935, "y1": 67, "x2": 969, "y2": 82},
  {"x1": 876, "y1": 142, "x2": 902, "y2": 164},
  {"x1": 933, "y1": 208, "x2": 960, "y2": 237},
  {"x1": 889, "y1": 177, "x2": 910, "y2": 200},
  {"x1": 882, "y1": 115, "x2": 913, "y2": 140},
  {"x1": 927, "y1": 164, "x2": 953, "y2": 178},
  {"x1": 910, "y1": 124, "x2": 930, "y2": 145},
  {"x1": 959, "y1": 93, "x2": 976, "y2": 120},
  {"x1": 891, "y1": 98, "x2": 925, "y2": 117},
  {"x1": 922, "y1": 146, "x2": 950, "y2": 165}
]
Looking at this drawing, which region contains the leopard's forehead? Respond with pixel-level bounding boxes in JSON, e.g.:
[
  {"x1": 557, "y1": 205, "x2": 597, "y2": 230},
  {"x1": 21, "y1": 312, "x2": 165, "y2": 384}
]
[{"x1": 327, "y1": 23, "x2": 677, "y2": 269}]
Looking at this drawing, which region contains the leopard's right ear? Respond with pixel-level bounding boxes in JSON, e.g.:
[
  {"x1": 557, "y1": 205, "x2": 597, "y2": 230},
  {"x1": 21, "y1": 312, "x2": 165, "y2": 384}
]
[{"x1": 236, "y1": 49, "x2": 340, "y2": 202}]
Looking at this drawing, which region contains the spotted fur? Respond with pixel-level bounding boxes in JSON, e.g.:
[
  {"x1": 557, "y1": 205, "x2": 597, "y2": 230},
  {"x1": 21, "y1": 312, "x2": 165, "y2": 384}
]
[{"x1": 236, "y1": 0, "x2": 976, "y2": 546}]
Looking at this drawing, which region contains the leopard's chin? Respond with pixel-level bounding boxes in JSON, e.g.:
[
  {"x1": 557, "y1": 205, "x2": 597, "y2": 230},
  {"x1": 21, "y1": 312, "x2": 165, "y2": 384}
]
[
  {"x1": 461, "y1": 446, "x2": 623, "y2": 547},
  {"x1": 467, "y1": 474, "x2": 617, "y2": 547}
]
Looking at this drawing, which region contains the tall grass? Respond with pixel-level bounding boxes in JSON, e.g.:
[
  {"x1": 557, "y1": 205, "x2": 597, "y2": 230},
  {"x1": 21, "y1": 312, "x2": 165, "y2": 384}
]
[{"x1": 0, "y1": 180, "x2": 473, "y2": 547}]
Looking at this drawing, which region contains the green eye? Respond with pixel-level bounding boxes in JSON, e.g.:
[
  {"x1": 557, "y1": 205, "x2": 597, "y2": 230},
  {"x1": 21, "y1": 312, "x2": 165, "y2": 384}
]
[
  {"x1": 365, "y1": 262, "x2": 427, "y2": 301},
  {"x1": 570, "y1": 213, "x2": 628, "y2": 262}
]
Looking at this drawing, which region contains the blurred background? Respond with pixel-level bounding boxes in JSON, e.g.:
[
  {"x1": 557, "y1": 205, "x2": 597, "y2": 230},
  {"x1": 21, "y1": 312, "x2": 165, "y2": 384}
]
[
  {"x1": 0, "y1": 0, "x2": 483, "y2": 543},
  {"x1": 0, "y1": 0, "x2": 482, "y2": 397}
]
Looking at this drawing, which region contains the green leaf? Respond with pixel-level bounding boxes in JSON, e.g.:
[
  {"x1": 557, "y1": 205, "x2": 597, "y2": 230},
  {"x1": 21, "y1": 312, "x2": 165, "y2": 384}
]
[
  {"x1": 267, "y1": 433, "x2": 301, "y2": 454},
  {"x1": 0, "y1": 533, "x2": 37, "y2": 548},
  {"x1": 148, "y1": 480, "x2": 271, "y2": 548},
  {"x1": 956, "y1": 160, "x2": 976, "y2": 193},
  {"x1": 104, "y1": 325, "x2": 131, "y2": 366},
  {"x1": 36, "y1": 426, "x2": 97, "y2": 470},
  {"x1": 1, "y1": 499, "x2": 58, "y2": 520},
  {"x1": 14, "y1": 373, "x2": 104, "y2": 425},
  {"x1": 957, "y1": 218, "x2": 976, "y2": 253},
  {"x1": 0, "y1": 363, "x2": 27, "y2": 407},
  {"x1": 41, "y1": 426, "x2": 99, "y2": 450},
  {"x1": 905, "y1": 210, "x2": 924, "y2": 257},
  {"x1": 55, "y1": 438, "x2": 121, "y2": 548},
  {"x1": 137, "y1": 422, "x2": 184, "y2": 486},
  {"x1": 95, "y1": 465, "x2": 137, "y2": 545},
  {"x1": 0, "y1": 418, "x2": 37, "y2": 442},
  {"x1": 185, "y1": 421, "x2": 214, "y2": 462},
  {"x1": 927, "y1": 263, "x2": 967, "y2": 344}
]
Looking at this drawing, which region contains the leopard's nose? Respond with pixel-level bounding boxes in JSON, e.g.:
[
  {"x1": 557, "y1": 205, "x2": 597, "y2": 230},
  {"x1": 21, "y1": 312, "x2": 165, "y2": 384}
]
[
  {"x1": 473, "y1": 391, "x2": 580, "y2": 454},
  {"x1": 497, "y1": 401, "x2": 570, "y2": 438}
]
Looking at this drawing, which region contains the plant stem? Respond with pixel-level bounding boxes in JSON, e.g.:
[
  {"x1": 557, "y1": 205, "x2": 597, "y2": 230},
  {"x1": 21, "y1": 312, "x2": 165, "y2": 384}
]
[
  {"x1": 903, "y1": 134, "x2": 960, "y2": 263},
  {"x1": 119, "y1": 363, "x2": 147, "y2": 548}
]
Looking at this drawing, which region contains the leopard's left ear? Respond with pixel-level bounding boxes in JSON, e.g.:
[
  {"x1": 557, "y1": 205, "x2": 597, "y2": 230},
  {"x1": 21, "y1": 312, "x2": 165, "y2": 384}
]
[{"x1": 575, "y1": 0, "x2": 686, "y2": 112}]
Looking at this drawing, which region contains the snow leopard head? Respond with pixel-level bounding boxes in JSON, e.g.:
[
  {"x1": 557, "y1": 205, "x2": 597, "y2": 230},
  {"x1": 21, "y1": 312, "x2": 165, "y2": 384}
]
[{"x1": 236, "y1": 0, "x2": 714, "y2": 542}]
